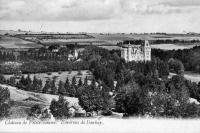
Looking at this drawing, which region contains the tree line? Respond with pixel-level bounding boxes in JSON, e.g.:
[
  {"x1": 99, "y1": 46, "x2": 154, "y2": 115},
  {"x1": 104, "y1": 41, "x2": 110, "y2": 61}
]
[
  {"x1": 0, "y1": 51, "x2": 16, "y2": 62},
  {"x1": 152, "y1": 45, "x2": 200, "y2": 73}
]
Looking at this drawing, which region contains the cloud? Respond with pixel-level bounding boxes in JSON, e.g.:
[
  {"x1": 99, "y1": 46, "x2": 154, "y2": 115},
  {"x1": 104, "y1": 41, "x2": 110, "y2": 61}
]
[
  {"x1": 0, "y1": 0, "x2": 119, "y2": 21},
  {"x1": 0, "y1": 0, "x2": 199, "y2": 21},
  {"x1": 118, "y1": 0, "x2": 195, "y2": 15},
  {"x1": 160, "y1": 0, "x2": 200, "y2": 7}
]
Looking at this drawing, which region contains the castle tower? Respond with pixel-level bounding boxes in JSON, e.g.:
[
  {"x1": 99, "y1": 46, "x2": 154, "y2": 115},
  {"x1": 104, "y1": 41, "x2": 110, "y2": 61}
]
[
  {"x1": 121, "y1": 47, "x2": 128, "y2": 62},
  {"x1": 127, "y1": 41, "x2": 132, "y2": 61},
  {"x1": 144, "y1": 40, "x2": 151, "y2": 62}
]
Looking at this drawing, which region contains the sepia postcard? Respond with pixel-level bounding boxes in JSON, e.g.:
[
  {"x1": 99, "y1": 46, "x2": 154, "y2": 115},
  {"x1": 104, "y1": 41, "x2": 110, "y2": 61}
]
[{"x1": 0, "y1": 0, "x2": 200, "y2": 133}]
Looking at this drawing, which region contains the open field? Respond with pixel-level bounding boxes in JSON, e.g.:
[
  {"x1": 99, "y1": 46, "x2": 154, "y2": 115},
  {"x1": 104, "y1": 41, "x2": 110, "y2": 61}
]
[
  {"x1": 151, "y1": 44, "x2": 200, "y2": 50},
  {"x1": 169, "y1": 72, "x2": 200, "y2": 83},
  {"x1": 1, "y1": 30, "x2": 200, "y2": 51},
  {"x1": 40, "y1": 38, "x2": 108, "y2": 45},
  {"x1": 90, "y1": 33, "x2": 200, "y2": 41},
  {"x1": 39, "y1": 33, "x2": 200, "y2": 50},
  {"x1": 0, "y1": 35, "x2": 43, "y2": 49},
  {"x1": 3, "y1": 70, "x2": 93, "y2": 87},
  {"x1": 184, "y1": 71, "x2": 200, "y2": 83}
]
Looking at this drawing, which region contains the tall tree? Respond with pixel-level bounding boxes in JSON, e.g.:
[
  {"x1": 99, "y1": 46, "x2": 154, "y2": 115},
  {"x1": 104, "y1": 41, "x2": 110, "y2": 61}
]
[
  {"x1": 51, "y1": 80, "x2": 57, "y2": 95},
  {"x1": 43, "y1": 79, "x2": 51, "y2": 94},
  {"x1": 49, "y1": 95, "x2": 70, "y2": 119},
  {"x1": 58, "y1": 81, "x2": 66, "y2": 95},
  {"x1": 0, "y1": 87, "x2": 10, "y2": 118},
  {"x1": 84, "y1": 76, "x2": 88, "y2": 86},
  {"x1": 64, "y1": 78, "x2": 70, "y2": 96},
  {"x1": 78, "y1": 78, "x2": 83, "y2": 87}
]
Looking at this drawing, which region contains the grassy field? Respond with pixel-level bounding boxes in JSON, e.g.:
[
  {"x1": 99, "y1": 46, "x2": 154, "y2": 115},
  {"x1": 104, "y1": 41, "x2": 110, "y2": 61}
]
[
  {"x1": 4, "y1": 70, "x2": 93, "y2": 87},
  {"x1": 90, "y1": 33, "x2": 200, "y2": 41},
  {"x1": 0, "y1": 35, "x2": 43, "y2": 48}
]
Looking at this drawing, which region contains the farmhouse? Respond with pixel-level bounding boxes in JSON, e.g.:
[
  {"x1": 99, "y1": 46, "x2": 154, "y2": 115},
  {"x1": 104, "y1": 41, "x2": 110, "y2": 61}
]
[{"x1": 121, "y1": 40, "x2": 151, "y2": 62}]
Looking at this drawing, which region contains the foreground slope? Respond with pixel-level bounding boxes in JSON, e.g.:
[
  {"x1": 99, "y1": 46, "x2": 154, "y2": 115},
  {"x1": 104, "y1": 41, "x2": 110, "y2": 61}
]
[{"x1": 0, "y1": 84, "x2": 80, "y2": 119}]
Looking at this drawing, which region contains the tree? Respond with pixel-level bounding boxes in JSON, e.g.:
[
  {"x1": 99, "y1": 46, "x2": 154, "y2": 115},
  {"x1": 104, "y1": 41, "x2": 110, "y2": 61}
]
[
  {"x1": 18, "y1": 75, "x2": 26, "y2": 89},
  {"x1": 0, "y1": 74, "x2": 6, "y2": 84},
  {"x1": 78, "y1": 78, "x2": 83, "y2": 87},
  {"x1": 0, "y1": 87, "x2": 10, "y2": 118},
  {"x1": 38, "y1": 79, "x2": 43, "y2": 92},
  {"x1": 78, "y1": 81, "x2": 112, "y2": 114},
  {"x1": 115, "y1": 81, "x2": 142, "y2": 115},
  {"x1": 32, "y1": 76, "x2": 43, "y2": 92},
  {"x1": 51, "y1": 80, "x2": 57, "y2": 95},
  {"x1": 158, "y1": 61, "x2": 169, "y2": 78},
  {"x1": 49, "y1": 95, "x2": 70, "y2": 119},
  {"x1": 9, "y1": 77, "x2": 16, "y2": 86},
  {"x1": 168, "y1": 58, "x2": 184, "y2": 75},
  {"x1": 29, "y1": 104, "x2": 42, "y2": 117},
  {"x1": 58, "y1": 81, "x2": 66, "y2": 95},
  {"x1": 69, "y1": 77, "x2": 77, "y2": 97},
  {"x1": 26, "y1": 78, "x2": 33, "y2": 92},
  {"x1": 43, "y1": 79, "x2": 51, "y2": 94},
  {"x1": 84, "y1": 76, "x2": 88, "y2": 86},
  {"x1": 64, "y1": 78, "x2": 70, "y2": 96},
  {"x1": 71, "y1": 77, "x2": 77, "y2": 87},
  {"x1": 78, "y1": 85, "x2": 98, "y2": 113}
]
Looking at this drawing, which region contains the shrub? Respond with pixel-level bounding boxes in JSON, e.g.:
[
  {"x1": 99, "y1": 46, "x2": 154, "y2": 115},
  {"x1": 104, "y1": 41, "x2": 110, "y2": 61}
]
[
  {"x1": 29, "y1": 104, "x2": 42, "y2": 117},
  {"x1": 47, "y1": 72, "x2": 52, "y2": 75}
]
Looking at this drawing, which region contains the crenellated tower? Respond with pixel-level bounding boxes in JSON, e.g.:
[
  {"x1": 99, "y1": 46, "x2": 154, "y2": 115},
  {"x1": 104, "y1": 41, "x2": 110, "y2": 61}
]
[{"x1": 144, "y1": 40, "x2": 151, "y2": 62}]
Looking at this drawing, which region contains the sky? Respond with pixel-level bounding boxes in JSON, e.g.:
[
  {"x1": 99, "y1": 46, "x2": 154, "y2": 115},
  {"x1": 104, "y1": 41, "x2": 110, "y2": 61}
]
[{"x1": 0, "y1": 0, "x2": 200, "y2": 33}]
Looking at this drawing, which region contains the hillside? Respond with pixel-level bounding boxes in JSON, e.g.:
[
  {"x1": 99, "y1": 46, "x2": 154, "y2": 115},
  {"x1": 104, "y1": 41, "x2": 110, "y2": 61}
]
[{"x1": 0, "y1": 84, "x2": 80, "y2": 119}]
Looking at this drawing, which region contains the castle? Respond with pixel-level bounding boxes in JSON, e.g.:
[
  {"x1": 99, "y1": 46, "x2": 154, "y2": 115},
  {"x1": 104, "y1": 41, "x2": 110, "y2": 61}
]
[{"x1": 121, "y1": 40, "x2": 151, "y2": 62}]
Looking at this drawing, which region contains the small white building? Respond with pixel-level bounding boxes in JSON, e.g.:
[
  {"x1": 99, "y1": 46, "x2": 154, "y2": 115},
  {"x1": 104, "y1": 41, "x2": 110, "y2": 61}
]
[{"x1": 68, "y1": 49, "x2": 78, "y2": 61}]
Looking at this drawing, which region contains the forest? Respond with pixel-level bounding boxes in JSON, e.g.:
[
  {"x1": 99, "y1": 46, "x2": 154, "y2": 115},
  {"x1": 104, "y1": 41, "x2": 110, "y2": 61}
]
[
  {"x1": 152, "y1": 45, "x2": 200, "y2": 73},
  {"x1": 1, "y1": 45, "x2": 200, "y2": 119}
]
